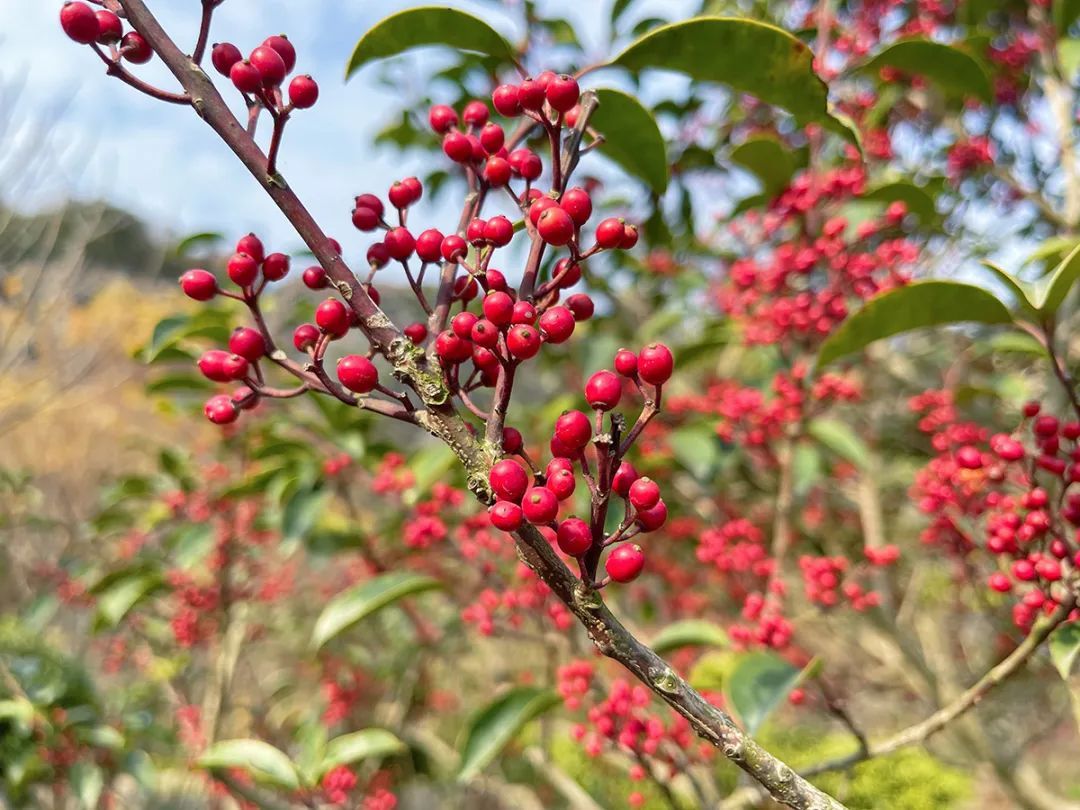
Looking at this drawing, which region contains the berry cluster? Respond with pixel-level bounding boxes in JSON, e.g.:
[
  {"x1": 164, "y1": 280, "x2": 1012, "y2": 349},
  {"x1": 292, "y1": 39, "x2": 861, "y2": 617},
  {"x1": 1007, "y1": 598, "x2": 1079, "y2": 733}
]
[{"x1": 60, "y1": 2, "x2": 150, "y2": 61}]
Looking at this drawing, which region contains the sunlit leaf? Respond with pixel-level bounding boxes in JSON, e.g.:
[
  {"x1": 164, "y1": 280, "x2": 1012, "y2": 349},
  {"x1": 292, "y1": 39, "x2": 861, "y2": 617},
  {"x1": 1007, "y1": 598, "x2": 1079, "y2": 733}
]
[
  {"x1": 457, "y1": 688, "x2": 560, "y2": 781},
  {"x1": 312, "y1": 572, "x2": 441, "y2": 649},
  {"x1": 591, "y1": 88, "x2": 669, "y2": 193},
  {"x1": 853, "y1": 39, "x2": 992, "y2": 103},
  {"x1": 724, "y1": 652, "x2": 808, "y2": 734},
  {"x1": 198, "y1": 739, "x2": 300, "y2": 790},
  {"x1": 651, "y1": 620, "x2": 729, "y2": 654},
  {"x1": 319, "y1": 729, "x2": 407, "y2": 779},
  {"x1": 806, "y1": 419, "x2": 869, "y2": 469}
]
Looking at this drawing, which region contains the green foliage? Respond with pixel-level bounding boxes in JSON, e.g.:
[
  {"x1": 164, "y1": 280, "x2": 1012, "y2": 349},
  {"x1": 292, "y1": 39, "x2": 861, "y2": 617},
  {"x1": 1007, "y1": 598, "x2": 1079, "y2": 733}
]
[
  {"x1": 853, "y1": 39, "x2": 992, "y2": 103},
  {"x1": 806, "y1": 419, "x2": 870, "y2": 470},
  {"x1": 650, "y1": 620, "x2": 729, "y2": 654},
  {"x1": 311, "y1": 572, "x2": 442, "y2": 649},
  {"x1": 724, "y1": 652, "x2": 805, "y2": 735},
  {"x1": 730, "y1": 135, "x2": 803, "y2": 197},
  {"x1": 590, "y1": 89, "x2": 669, "y2": 193},
  {"x1": 197, "y1": 739, "x2": 300, "y2": 789},
  {"x1": 318, "y1": 729, "x2": 407, "y2": 780},
  {"x1": 457, "y1": 687, "x2": 561, "y2": 781}
]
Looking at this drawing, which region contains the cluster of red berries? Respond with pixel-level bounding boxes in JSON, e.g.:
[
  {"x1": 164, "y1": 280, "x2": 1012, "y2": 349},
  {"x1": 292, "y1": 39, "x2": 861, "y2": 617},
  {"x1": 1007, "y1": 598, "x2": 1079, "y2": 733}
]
[
  {"x1": 211, "y1": 35, "x2": 319, "y2": 110},
  {"x1": 60, "y1": 2, "x2": 151, "y2": 61},
  {"x1": 946, "y1": 136, "x2": 995, "y2": 180}
]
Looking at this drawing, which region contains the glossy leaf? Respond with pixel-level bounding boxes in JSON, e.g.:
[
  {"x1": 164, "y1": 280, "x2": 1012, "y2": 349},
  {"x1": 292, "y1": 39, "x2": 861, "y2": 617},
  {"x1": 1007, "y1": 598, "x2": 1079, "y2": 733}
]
[
  {"x1": 651, "y1": 620, "x2": 729, "y2": 654},
  {"x1": 457, "y1": 687, "x2": 561, "y2": 781},
  {"x1": 816, "y1": 281, "x2": 1014, "y2": 367},
  {"x1": 591, "y1": 88, "x2": 669, "y2": 193},
  {"x1": 981, "y1": 260, "x2": 1038, "y2": 318},
  {"x1": 312, "y1": 572, "x2": 441, "y2": 649},
  {"x1": 319, "y1": 729, "x2": 407, "y2": 778},
  {"x1": 730, "y1": 136, "x2": 797, "y2": 197},
  {"x1": 669, "y1": 424, "x2": 723, "y2": 481},
  {"x1": 346, "y1": 7, "x2": 516, "y2": 77},
  {"x1": 92, "y1": 571, "x2": 166, "y2": 631},
  {"x1": 806, "y1": 419, "x2": 869, "y2": 469},
  {"x1": 724, "y1": 652, "x2": 803, "y2": 734},
  {"x1": 611, "y1": 17, "x2": 857, "y2": 144},
  {"x1": 198, "y1": 739, "x2": 300, "y2": 790},
  {"x1": 69, "y1": 762, "x2": 105, "y2": 810},
  {"x1": 1051, "y1": 622, "x2": 1080, "y2": 680},
  {"x1": 173, "y1": 231, "x2": 223, "y2": 257},
  {"x1": 1031, "y1": 242, "x2": 1080, "y2": 315},
  {"x1": 853, "y1": 39, "x2": 992, "y2": 102}
]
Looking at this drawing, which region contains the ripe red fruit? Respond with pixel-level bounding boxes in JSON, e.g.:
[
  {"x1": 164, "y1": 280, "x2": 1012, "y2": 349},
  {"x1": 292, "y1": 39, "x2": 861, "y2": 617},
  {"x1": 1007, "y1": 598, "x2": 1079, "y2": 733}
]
[
  {"x1": 522, "y1": 486, "x2": 559, "y2": 524},
  {"x1": 490, "y1": 459, "x2": 529, "y2": 502},
  {"x1": 211, "y1": 42, "x2": 242, "y2": 76},
  {"x1": 538, "y1": 306, "x2": 575, "y2": 343},
  {"x1": 429, "y1": 104, "x2": 459, "y2": 133},
  {"x1": 227, "y1": 252, "x2": 260, "y2": 287},
  {"x1": 483, "y1": 156, "x2": 512, "y2": 187},
  {"x1": 637, "y1": 500, "x2": 668, "y2": 531},
  {"x1": 453, "y1": 274, "x2": 479, "y2": 301},
  {"x1": 566, "y1": 293, "x2": 594, "y2": 321},
  {"x1": 485, "y1": 215, "x2": 514, "y2": 247},
  {"x1": 518, "y1": 77, "x2": 546, "y2": 110},
  {"x1": 1023, "y1": 400, "x2": 1041, "y2": 418},
  {"x1": 337, "y1": 355, "x2": 379, "y2": 394},
  {"x1": 205, "y1": 394, "x2": 239, "y2": 425},
  {"x1": 628, "y1": 477, "x2": 661, "y2": 511},
  {"x1": 489, "y1": 501, "x2": 524, "y2": 531},
  {"x1": 451, "y1": 312, "x2": 479, "y2": 339},
  {"x1": 315, "y1": 298, "x2": 350, "y2": 337},
  {"x1": 293, "y1": 323, "x2": 320, "y2": 351},
  {"x1": 537, "y1": 207, "x2": 575, "y2": 246},
  {"x1": 529, "y1": 196, "x2": 558, "y2": 226},
  {"x1": 512, "y1": 301, "x2": 537, "y2": 325},
  {"x1": 249, "y1": 45, "x2": 286, "y2": 86},
  {"x1": 555, "y1": 410, "x2": 592, "y2": 452},
  {"x1": 121, "y1": 31, "x2": 152, "y2": 64},
  {"x1": 510, "y1": 149, "x2": 543, "y2": 180},
  {"x1": 367, "y1": 242, "x2": 391, "y2": 269},
  {"x1": 404, "y1": 322, "x2": 428, "y2": 344},
  {"x1": 502, "y1": 426, "x2": 524, "y2": 454},
  {"x1": 236, "y1": 233, "x2": 265, "y2": 263},
  {"x1": 262, "y1": 252, "x2": 290, "y2": 281},
  {"x1": 987, "y1": 573, "x2": 1012, "y2": 593},
  {"x1": 557, "y1": 518, "x2": 592, "y2": 556},
  {"x1": 302, "y1": 266, "x2": 329, "y2": 289},
  {"x1": 388, "y1": 180, "x2": 417, "y2": 209},
  {"x1": 415, "y1": 229, "x2": 444, "y2": 263},
  {"x1": 221, "y1": 353, "x2": 250, "y2": 381},
  {"x1": 443, "y1": 131, "x2": 472, "y2": 163},
  {"x1": 466, "y1": 218, "x2": 488, "y2": 245},
  {"x1": 230, "y1": 60, "x2": 262, "y2": 94},
  {"x1": 198, "y1": 350, "x2": 232, "y2": 382},
  {"x1": 435, "y1": 330, "x2": 472, "y2": 363},
  {"x1": 480, "y1": 122, "x2": 505, "y2": 154},
  {"x1": 470, "y1": 319, "x2": 500, "y2": 348},
  {"x1": 546, "y1": 74, "x2": 580, "y2": 112},
  {"x1": 441, "y1": 235, "x2": 467, "y2": 263},
  {"x1": 547, "y1": 457, "x2": 574, "y2": 478},
  {"x1": 60, "y1": 2, "x2": 100, "y2": 44},
  {"x1": 486, "y1": 268, "x2": 508, "y2": 291},
  {"x1": 548, "y1": 469, "x2": 576, "y2": 500},
  {"x1": 595, "y1": 218, "x2": 626, "y2": 249},
  {"x1": 463, "y1": 100, "x2": 489, "y2": 126},
  {"x1": 561, "y1": 187, "x2": 592, "y2": 225},
  {"x1": 473, "y1": 346, "x2": 499, "y2": 370},
  {"x1": 507, "y1": 325, "x2": 542, "y2": 358},
  {"x1": 614, "y1": 349, "x2": 638, "y2": 377},
  {"x1": 606, "y1": 544, "x2": 645, "y2": 583},
  {"x1": 232, "y1": 386, "x2": 258, "y2": 411},
  {"x1": 384, "y1": 227, "x2": 416, "y2": 261},
  {"x1": 262, "y1": 34, "x2": 296, "y2": 74},
  {"x1": 288, "y1": 75, "x2": 319, "y2": 109},
  {"x1": 94, "y1": 10, "x2": 123, "y2": 44},
  {"x1": 620, "y1": 224, "x2": 639, "y2": 249},
  {"x1": 483, "y1": 291, "x2": 515, "y2": 327},
  {"x1": 553, "y1": 258, "x2": 582, "y2": 287},
  {"x1": 492, "y1": 84, "x2": 522, "y2": 116},
  {"x1": 612, "y1": 462, "x2": 638, "y2": 496},
  {"x1": 637, "y1": 343, "x2": 674, "y2": 385},
  {"x1": 955, "y1": 446, "x2": 983, "y2": 470},
  {"x1": 229, "y1": 327, "x2": 266, "y2": 361},
  {"x1": 180, "y1": 269, "x2": 218, "y2": 301},
  {"x1": 585, "y1": 370, "x2": 622, "y2": 411}
]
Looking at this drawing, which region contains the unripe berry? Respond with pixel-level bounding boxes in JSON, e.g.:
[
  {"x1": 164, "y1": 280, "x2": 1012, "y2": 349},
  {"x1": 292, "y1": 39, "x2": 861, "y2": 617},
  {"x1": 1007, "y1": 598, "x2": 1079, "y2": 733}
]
[
  {"x1": 538, "y1": 306, "x2": 575, "y2": 343},
  {"x1": 288, "y1": 75, "x2": 319, "y2": 109},
  {"x1": 483, "y1": 291, "x2": 515, "y2": 327},
  {"x1": 205, "y1": 394, "x2": 239, "y2": 425},
  {"x1": 606, "y1": 544, "x2": 645, "y2": 583},
  {"x1": 612, "y1": 461, "x2": 638, "y2": 496},
  {"x1": 229, "y1": 327, "x2": 266, "y2": 362},
  {"x1": 537, "y1": 207, "x2": 575, "y2": 246},
  {"x1": 566, "y1": 293, "x2": 594, "y2": 321},
  {"x1": 262, "y1": 252, "x2": 290, "y2": 281},
  {"x1": 121, "y1": 31, "x2": 152, "y2": 64},
  {"x1": 628, "y1": 477, "x2": 661, "y2": 510},
  {"x1": 522, "y1": 485, "x2": 559, "y2": 524},
  {"x1": 441, "y1": 235, "x2": 467, "y2": 262},
  {"x1": 561, "y1": 187, "x2": 592, "y2": 225},
  {"x1": 303, "y1": 265, "x2": 329, "y2": 289},
  {"x1": 262, "y1": 34, "x2": 296, "y2": 74},
  {"x1": 546, "y1": 74, "x2": 580, "y2": 112},
  {"x1": 529, "y1": 196, "x2": 559, "y2": 226},
  {"x1": 489, "y1": 501, "x2": 524, "y2": 531},
  {"x1": 315, "y1": 298, "x2": 350, "y2": 337},
  {"x1": 94, "y1": 10, "x2": 123, "y2": 44},
  {"x1": 548, "y1": 468, "x2": 577, "y2": 500},
  {"x1": 293, "y1": 323, "x2": 320, "y2": 351},
  {"x1": 236, "y1": 233, "x2": 265, "y2": 263},
  {"x1": 429, "y1": 104, "x2": 458, "y2": 133},
  {"x1": 595, "y1": 218, "x2": 626, "y2": 249},
  {"x1": 507, "y1": 324, "x2": 542, "y2": 358},
  {"x1": 415, "y1": 228, "x2": 444, "y2": 263},
  {"x1": 384, "y1": 227, "x2": 415, "y2": 261},
  {"x1": 180, "y1": 269, "x2": 218, "y2": 301},
  {"x1": 480, "y1": 122, "x2": 505, "y2": 154},
  {"x1": 484, "y1": 156, "x2": 512, "y2": 187},
  {"x1": 211, "y1": 42, "x2": 243, "y2": 76},
  {"x1": 435, "y1": 330, "x2": 472, "y2": 363},
  {"x1": 490, "y1": 459, "x2": 529, "y2": 502},
  {"x1": 585, "y1": 370, "x2": 621, "y2": 411},
  {"x1": 485, "y1": 215, "x2": 514, "y2": 247},
  {"x1": 518, "y1": 77, "x2": 546, "y2": 110},
  {"x1": 337, "y1": 355, "x2": 379, "y2": 394},
  {"x1": 443, "y1": 131, "x2": 473, "y2": 163},
  {"x1": 470, "y1": 319, "x2": 500, "y2": 348},
  {"x1": 557, "y1": 518, "x2": 592, "y2": 556},
  {"x1": 60, "y1": 2, "x2": 100, "y2": 44},
  {"x1": 637, "y1": 343, "x2": 674, "y2": 385},
  {"x1": 463, "y1": 100, "x2": 489, "y2": 126},
  {"x1": 614, "y1": 349, "x2": 638, "y2": 377},
  {"x1": 512, "y1": 301, "x2": 537, "y2": 325},
  {"x1": 404, "y1": 322, "x2": 428, "y2": 344},
  {"x1": 231, "y1": 61, "x2": 262, "y2": 93},
  {"x1": 555, "y1": 410, "x2": 592, "y2": 452},
  {"x1": 227, "y1": 252, "x2": 259, "y2": 287},
  {"x1": 492, "y1": 84, "x2": 522, "y2": 116},
  {"x1": 249, "y1": 45, "x2": 286, "y2": 86}
]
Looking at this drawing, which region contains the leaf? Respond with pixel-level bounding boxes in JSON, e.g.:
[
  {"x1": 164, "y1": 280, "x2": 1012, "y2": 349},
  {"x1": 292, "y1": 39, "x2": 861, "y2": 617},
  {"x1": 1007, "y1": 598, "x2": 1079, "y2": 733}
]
[
  {"x1": 198, "y1": 739, "x2": 300, "y2": 790},
  {"x1": 93, "y1": 571, "x2": 166, "y2": 631},
  {"x1": 651, "y1": 620, "x2": 729, "y2": 654},
  {"x1": 312, "y1": 572, "x2": 441, "y2": 649},
  {"x1": 730, "y1": 136, "x2": 797, "y2": 197},
  {"x1": 457, "y1": 687, "x2": 561, "y2": 781},
  {"x1": 1050, "y1": 622, "x2": 1080, "y2": 680},
  {"x1": 612, "y1": 0, "x2": 637, "y2": 26},
  {"x1": 724, "y1": 652, "x2": 803, "y2": 734},
  {"x1": 282, "y1": 485, "x2": 327, "y2": 542},
  {"x1": 806, "y1": 419, "x2": 869, "y2": 469},
  {"x1": 860, "y1": 180, "x2": 939, "y2": 224},
  {"x1": 0, "y1": 698, "x2": 35, "y2": 729},
  {"x1": 816, "y1": 281, "x2": 1014, "y2": 367},
  {"x1": 853, "y1": 39, "x2": 992, "y2": 103},
  {"x1": 319, "y1": 729, "x2": 407, "y2": 778},
  {"x1": 346, "y1": 7, "x2": 516, "y2": 77},
  {"x1": 69, "y1": 762, "x2": 105, "y2": 810},
  {"x1": 611, "y1": 17, "x2": 857, "y2": 144},
  {"x1": 173, "y1": 232, "x2": 223, "y2": 257},
  {"x1": 1060, "y1": 38, "x2": 1080, "y2": 79},
  {"x1": 669, "y1": 424, "x2": 723, "y2": 481},
  {"x1": 981, "y1": 260, "x2": 1038, "y2": 318},
  {"x1": 406, "y1": 442, "x2": 459, "y2": 500},
  {"x1": 1056, "y1": 0, "x2": 1080, "y2": 33},
  {"x1": 1031, "y1": 242, "x2": 1080, "y2": 315},
  {"x1": 590, "y1": 88, "x2": 669, "y2": 193},
  {"x1": 143, "y1": 315, "x2": 190, "y2": 363},
  {"x1": 1024, "y1": 236, "x2": 1079, "y2": 270}
]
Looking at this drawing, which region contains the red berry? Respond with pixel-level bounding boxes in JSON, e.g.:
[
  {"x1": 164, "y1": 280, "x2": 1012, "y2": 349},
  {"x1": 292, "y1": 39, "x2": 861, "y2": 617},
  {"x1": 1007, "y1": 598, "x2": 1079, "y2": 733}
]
[
  {"x1": 1023, "y1": 401, "x2": 1041, "y2": 418},
  {"x1": 293, "y1": 323, "x2": 320, "y2": 351},
  {"x1": 501, "y1": 427, "x2": 524, "y2": 454},
  {"x1": 229, "y1": 327, "x2": 266, "y2": 361},
  {"x1": 509, "y1": 149, "x2": 543, "y2": 180},
  {"x1": 303, "y1": 265, "x2": 329, "y2": 289},
  {"x1": 443, "y1": 131, "x2": 473, "y2": 163},
  {"x1": 413, "y1": 228, "x2": 443, "y2": 263},
  {"x1": 585, "y1": 370, "x2": 622, "y2": 411},
  {"x1": 537, "y1": 207, "x2": 575, "y2": 246},
  {"x1": 489, "y1": 501, "x2": 524, "y2": 531},
  {"x1": 435, "y1": 330, "x2": 472, "y2": 363},
  {"x1": 595, "y1": 218, "x2": 625, "y2": 249},
  {"x1": 507, "y1": 324, "x2": 542, "y2": 358},
  {"x1": 262, "y1": 252, "x2": 291, "y2": 281},
  {"x1": 94, "y1": 10, "x2": 123, "y2": 44},
  {"x1": 388, "y1": 181, "x2": 415, "y2": 210},
  {"x1": 60, "y1": 2, "x2": 100, "y2": 44},
  {"x1": 512, "y1": 301, "x2": 537, "y2": 325},
  {"x1": 211, "y1": 42, "x2": 242, "y2": 76},
  {"x1": 484, "y1": 156, "x2": 513, "y2": 187},
  {"x1": 231, "y1": 386, "x2": 258, "y2": 411},
  {"x1": 566, "y1": 293, "x2": 594, "y2": 321},
  {"x1": 485, "y1": 215, "x2": 514, "y2": 247},
  {"x1": 367, "y1": 242, "x2": 391, "y2": 269},
  {"x1": 555, "y1": 410, "x2": 592, "y2": 452},
  {"x1": 614, "y1": 349, "x2": 638, "y2": 377},
  {"x1": 236, "y1": 233, "x2": 265, "y2": 263},
  {"x1": 561, "y1": 187, "x2": 592, "y2": 225},
  {"x1": 121, "y1": 31, "x2": 152, "y2": 63},
  {"x1": 538, "y1": 306, "x2": 575, "y2": 343},
  {"x1": 1013, "y1": 559, "x2": 1037, "y2": 581},
  {"x1": 463, "y1": 100, "x2": 489, "y2": 126},
  {"x1": 262, "y1": 34, "x2": 296, "y2": 74},
  {"x1": 429, "y1": 104, "x2": 459, "y2": 133},
  {"x1": 205, "y1": 394, "x2": 239, "y2": 425},
  {"x1": 637, "y1": 343, "x2": 674, "y2": 385},
  {"x1": 557, "y1": 518, "x2": 592, "y2": 556},
  {"x1": 628, "y1": 477, "x2": 661, "y2": 510},
  {"x1": 1034, "y1": 415, "x2": 1059, "y2": 437},
  {"x1": 492, "y1": 84, "x2": 522, "y2": 116},
  {"x1": 451, "y1": 311, "x2": 479, "y2": 339},
  {"x1": 470, "y1": 319, "x2": 500, "y2": 348},
  {"x1": 337, "y1": 355, "x2": 379, "y2": 394},
  {"x1": 553, "y1": 258, "x2": 582, "y2": 287},
  {"x1": 315, "y1": 298, "x2": 350, "y2": 337},
  {"x1": 606, "y1": 544, "x2": 645, "y2": 583},
  {"x1": 490, "y1": 459, "x2": 529, "y2": 502},
  {"x1": 227, "y1": 252, "x2": 259, "y2": 287},
  {"x1": 384, "y1": 227, "x2": 415, "y2": 261},
  {"x1": 230, "y1": 60, "x2": 262, "y2": 93},
  {"x1": 548, "y1": 469, "x2": 577, "y2": 500},
  {"x1": 612, "y1": 462, "x2": 638, "y2": 496},
  {"x1": 955, "y1": 446, "x2": 983, "y2": 470},
  {"x1": 220, "y1": 353, "x2": 250, "y2": 381},
  {"x1": 620, "y1": 224, "x2": 639, "y2": 249},
  {"x1": 987, "y1": 573, "x2": 1012, "y2": 593},
  {"x1": 522, "y1": 486, "x2": 559, "y2": 524},
  {"x1": 249, "y1": 45, "x2": 286, "y2": 86},
  {"x1": 546, "y1": 74, "x2": 580, "y2": 112},
  {"x1": 198, "y1": 350, "x2": 231, "y2": 382},
  {"x1": 473, "y1": 346, "x2": 499, "y2": 370},
  {"x1": 518, "y1": 77, "x2": 546, "y2": 110},
  {"x1": 480, "y1": 122, "x2": 505, "y2": 153},
  {"x1": 180, "y1": 269, "x2": 218, "y2": 301},
  {"x1": 442, "y1": 235, "x2": 467, "y2": 263},
  {"x1": 454, "y1": 274, "x2": 480, "y2": 301},
  {"x1": 483, "y1": 291, "x2": 515, "y2": 327},
  {"x1": 529, "y1": 196, "x2": 559, "y2": 226},
  {"x1": 404, "y1": 322, "x2": 428, "y2": 344},
  {"x1": 486, "y1": 268, "x2": 509, "y2": 291},
  {"x1": 289, "y1": 75, "x2": 319, "y2": 108}
]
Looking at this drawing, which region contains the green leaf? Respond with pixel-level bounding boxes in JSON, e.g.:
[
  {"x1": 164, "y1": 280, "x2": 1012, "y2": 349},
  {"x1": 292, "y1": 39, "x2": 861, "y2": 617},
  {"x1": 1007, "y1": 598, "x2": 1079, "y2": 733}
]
[
  {"x1": 591, "y1": 88, "x2": 669, "y2": 193},
  {"x1": 981, "y1": 260, "x2": 1038, "y2": 319},
  {"x1": 174, "y1": 232, "x2": 223, "y2": 257},
  {"x1": 282, "y1": 485, "x2": 327, "y2": 542},
  {"x1": 346, "y1": 7, "x2": 516, "y2": 78},
  {"x1": 1056, "y1": 0, "x2": 1080, "y2": 33},
  {"x1": 406, "y1": 442, "x2": 458, "y2": 500},
  {"x1": 0, "y1": 698, "x2": 35, "y2": 729},
  {"x1": 612, "y1": 0, "x2": 637, "y2": 26},
  {"x1": 1060, "y1": 38, "x2": 1080, "y2": 79},
  {"x1": 1050, "y1": 622, "x2": 1080, "y2": 680},
  {"x1": 816, "y1": 281, "x2": 1014, "y2": 367},
  {"x1": 93, "y1": 571, "x2": 166, "y2": 631},
  {"x1": 143, "y1": 315, "x2": 191, "y2": 363},
  {"x1": 1025, "y1": 236, "x2": 1079, "y2": 270},
  {"x1": 860, "y1": 180, "x2": 939, "y2": 224},
  {"x1": 312, "y1": 572, "x2": 441, "y2": 649},
  {"x1": 457, "y1": 687, "x2": 561, "y2": 781},
  {"x1": 651, "y1": 620, "x2": 729, "y2": 654},
  {"x1": 730, "y1": 136, "x2": 797, "y2": 197},
  {"x1": 69, "y1": 762, "x2": 105, "y2": 810},
  {"x1": 611, "y1": 17, "x2": 857, "y2": 145},
  {"x1": 853, "y1": 39, "x2": 992, "y2": 103},
  {"x1": 724, "y1": 652, "x2": 803, "y2": 734},
  {"x1": 319, "y1": 729, "x2": 407, "y2": 779},
  {"x1": 146, "y1": 373, "x2": 214, "y2": 395},
  {"x1": 1031, "y1": 242, "x2": 1080, "y2": 315},
  {"x1": 806, "y1": 419, "x2": 869, "y2": 469},
  {"x1": 198, "y1": 739, "x2": 300, "y2": 790},
  {"x1": 669, "y1": 424, "x2": 723, "y2": 481}
]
